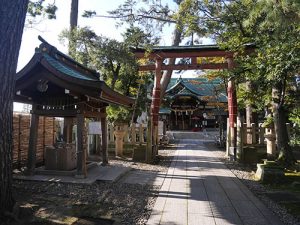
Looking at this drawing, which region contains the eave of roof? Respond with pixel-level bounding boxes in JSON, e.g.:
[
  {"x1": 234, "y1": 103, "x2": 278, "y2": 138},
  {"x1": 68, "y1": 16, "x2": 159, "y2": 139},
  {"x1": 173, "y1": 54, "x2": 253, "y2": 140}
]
[
  {"x1": 132, "y1": 43, "x2": 255, "y2": 53},
  {"x1": 15, "y1": 37, "x2": 135, "y2": 107}
]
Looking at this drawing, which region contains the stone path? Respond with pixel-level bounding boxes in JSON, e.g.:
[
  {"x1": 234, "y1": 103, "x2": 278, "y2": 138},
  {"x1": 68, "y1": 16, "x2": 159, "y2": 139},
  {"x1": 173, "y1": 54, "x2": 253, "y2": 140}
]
[{"x1": 147, "y1": 139, "x2": 284, "y2": 225}]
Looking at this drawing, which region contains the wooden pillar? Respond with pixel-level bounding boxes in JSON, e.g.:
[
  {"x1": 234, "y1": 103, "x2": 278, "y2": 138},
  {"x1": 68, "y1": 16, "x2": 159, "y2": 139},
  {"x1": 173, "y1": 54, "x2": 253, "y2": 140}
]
[
  {"x1": 227, "y1": 56, "x2": 237, "y2": 160},
  {"x1": 27, "y1": 109, "x2": 39, "y2": 175},
  {"x1": 101, "y1": 108, "x2": 108, "y2": 165},
  {"x1": 76, "y1": 113, "x2": 86, "y2": 178},
  {"x1": 151, "y1": 58, "x2": 162, "y2": 158},
  {"x1": 63, "y1": 117, "x2": 73, "y2": 143}
]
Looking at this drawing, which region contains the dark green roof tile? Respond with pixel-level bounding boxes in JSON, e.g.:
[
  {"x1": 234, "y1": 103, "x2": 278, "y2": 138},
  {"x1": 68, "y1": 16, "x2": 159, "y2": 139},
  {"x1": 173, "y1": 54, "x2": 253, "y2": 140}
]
[{"x1": 43, "y1": 54, "x2": 96, "y2": 81}]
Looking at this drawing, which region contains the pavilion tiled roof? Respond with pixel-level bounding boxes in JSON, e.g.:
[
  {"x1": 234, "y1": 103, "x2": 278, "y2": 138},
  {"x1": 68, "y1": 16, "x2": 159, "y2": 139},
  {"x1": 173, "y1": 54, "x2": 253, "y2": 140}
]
[
  {"x1": 15, "y1": 36, "x2": 134, "y2": 108},
  {"x1": 43, "y1": 54, "x2": 96, "y2": 81}
]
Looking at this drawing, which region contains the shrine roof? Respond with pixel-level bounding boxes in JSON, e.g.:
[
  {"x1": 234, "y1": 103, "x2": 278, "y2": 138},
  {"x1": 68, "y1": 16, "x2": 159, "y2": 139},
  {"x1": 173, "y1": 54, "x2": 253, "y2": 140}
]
[
  {"x1": 165, "y1": 77, "x2": 227, "y2": 102},
  {"x1": 15, "y1": 36, "x2": 134, "y2": 108},
  {"x1": 135, "y1": 45, "x2": 220, "y2": 52},
  {"x1": 43, "y1": 54, "x2": 95, "y2": 81}
]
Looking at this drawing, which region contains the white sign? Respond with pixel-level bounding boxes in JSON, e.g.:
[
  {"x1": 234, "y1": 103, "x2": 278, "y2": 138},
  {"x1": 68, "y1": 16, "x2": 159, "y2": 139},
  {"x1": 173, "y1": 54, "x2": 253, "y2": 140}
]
[{"x1": 88, "y1": 122, "x2": 102, "y2": 134}]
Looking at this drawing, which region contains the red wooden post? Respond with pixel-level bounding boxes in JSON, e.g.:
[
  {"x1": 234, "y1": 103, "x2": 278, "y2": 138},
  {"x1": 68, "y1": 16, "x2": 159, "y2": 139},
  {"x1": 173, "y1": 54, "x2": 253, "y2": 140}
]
[{"x1": 151, "y1": 58, "x2": 162, "y2": 158}]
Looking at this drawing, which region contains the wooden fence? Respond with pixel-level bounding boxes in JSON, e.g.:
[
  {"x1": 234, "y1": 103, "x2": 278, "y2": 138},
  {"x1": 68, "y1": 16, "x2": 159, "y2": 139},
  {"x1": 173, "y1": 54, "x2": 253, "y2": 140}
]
[{"x1": 13, "y1": 113, "x2": 57, "y2": 168}]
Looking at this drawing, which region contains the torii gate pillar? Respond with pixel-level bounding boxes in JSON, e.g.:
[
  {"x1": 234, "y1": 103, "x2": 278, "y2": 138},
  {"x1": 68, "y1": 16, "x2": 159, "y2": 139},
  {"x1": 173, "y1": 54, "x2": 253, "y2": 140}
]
[{"x1": 150, "y1": 58, "x2": 162, "y2": 160}]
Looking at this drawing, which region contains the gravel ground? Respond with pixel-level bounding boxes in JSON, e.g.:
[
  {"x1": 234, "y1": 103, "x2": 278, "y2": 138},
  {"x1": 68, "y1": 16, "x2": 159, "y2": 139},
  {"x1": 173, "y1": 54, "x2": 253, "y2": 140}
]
[
  {"x1": 12, "y1": 147, "x2": 176, "y2": 225},
  {"x1": 205, "y1": 143, "x2": 300, "y2": 225}
]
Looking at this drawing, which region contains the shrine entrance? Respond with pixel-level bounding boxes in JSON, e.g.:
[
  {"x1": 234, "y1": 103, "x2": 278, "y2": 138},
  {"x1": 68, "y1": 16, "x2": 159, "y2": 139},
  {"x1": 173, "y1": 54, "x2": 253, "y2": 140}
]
[
  {"x1": 133, "y1": 45, "x2": 254, "y2": 161},
  {"x1": 164, "y1": 77, "x2": 227, "y2": 131}
]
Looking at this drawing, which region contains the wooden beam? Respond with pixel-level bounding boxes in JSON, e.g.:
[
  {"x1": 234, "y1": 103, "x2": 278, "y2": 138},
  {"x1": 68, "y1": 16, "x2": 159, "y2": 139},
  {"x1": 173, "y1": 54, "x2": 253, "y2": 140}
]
[
  {"x1": 33, "y1": 109, "x2": 77, "y2": 117},
  {"x1": 27, "y1": 111, "x2": 39, "y2": 175},
  {"x1": 83, "y1": 111, "x2": 106, "y2": 119},
  {"x1": 138, "y1": 63, "x2": 228, "y2": 71},
  {"x1": 135, "y1": 51, "x2": 232, "y2": 59},
  {"x1": 63, "y1": 117, "x2": 73, "y2": 143}
]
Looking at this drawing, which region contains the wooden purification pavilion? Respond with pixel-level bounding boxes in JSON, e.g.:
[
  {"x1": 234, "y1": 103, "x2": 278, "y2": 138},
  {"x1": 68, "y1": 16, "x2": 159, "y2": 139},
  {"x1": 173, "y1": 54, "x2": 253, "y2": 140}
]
[{"x1": 15, "y1": 36, "x2": 134, "y2": 177}]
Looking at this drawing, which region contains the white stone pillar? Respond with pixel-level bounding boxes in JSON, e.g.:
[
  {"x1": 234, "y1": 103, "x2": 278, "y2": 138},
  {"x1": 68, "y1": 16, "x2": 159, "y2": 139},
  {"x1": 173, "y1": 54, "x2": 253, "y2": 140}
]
[
  {"x1": 109, "y1": 123, "x2": 114, "y2": 144},
  {"x1": 226, "y1": 118, "x2": 231, "y2": 157},
  {"x1": 130, "y1": 123, "x2": 136, "y2": 144},
  {"x1": 251, "y1": 123, "x2": 256, "y2": 144},
  {"x1": 124, "y1": 124, "x2": 129, "y2": 143},
  {"x1": 265, "y1": 128, "x2": 276, "y2": 159},
  {"x1": 258, "y1": 123, "x2": 265, "y2": 145},
  {"x1": 139, "y1": 124, "x2": 144, "y2": 143},
  {"x1": 114, "y1": 126, "x2": 125, "y2": 157}
]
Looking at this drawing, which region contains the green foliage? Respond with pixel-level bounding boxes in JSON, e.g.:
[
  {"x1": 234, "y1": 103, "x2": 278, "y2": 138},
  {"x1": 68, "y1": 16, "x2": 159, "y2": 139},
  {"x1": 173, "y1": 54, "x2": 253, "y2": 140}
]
[
  {"x1": 290, "y1": 107, "x2": 300, "y2": 146},
  {"x1": 262, "y1": 114, "x2": 274, "y2": 128},
  {"x1": 107, "y1": 105, "x2": 132, "y2": 124},
  {"x1": 27, "y1": 0, "x2": 57, "y2": 24},
  {"x1": 82, "y1": 10, "x2": 96, "y2": 18},
  {"x1": 60, "y1": 26, "x2": 155, "y2": 124}
]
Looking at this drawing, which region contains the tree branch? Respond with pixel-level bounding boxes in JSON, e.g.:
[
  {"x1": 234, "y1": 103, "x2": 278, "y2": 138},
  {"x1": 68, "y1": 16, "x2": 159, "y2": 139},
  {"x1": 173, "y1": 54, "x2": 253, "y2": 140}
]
[{"x1": 91, "y1": 13, "x2": 177, "y2": 24}]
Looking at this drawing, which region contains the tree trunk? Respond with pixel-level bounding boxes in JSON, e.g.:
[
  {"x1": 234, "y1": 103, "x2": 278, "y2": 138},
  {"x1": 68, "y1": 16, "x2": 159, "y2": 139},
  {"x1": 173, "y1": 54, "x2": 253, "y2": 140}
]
[
  {"x1": 272, "y1": 86, "x2": 296, "y2": 166},
  {"x1": 69, "y1": 0, "x2": 79, "y2": 55},
  {"x1": 70, "y1": 0, "x2": 78, "y2": 29},
  {"x1": 0, "y1": 0, "x2": 29, "y2": 217},
  {"x1": 159, "y1": 27, "x2": 182, "y2": 100}
]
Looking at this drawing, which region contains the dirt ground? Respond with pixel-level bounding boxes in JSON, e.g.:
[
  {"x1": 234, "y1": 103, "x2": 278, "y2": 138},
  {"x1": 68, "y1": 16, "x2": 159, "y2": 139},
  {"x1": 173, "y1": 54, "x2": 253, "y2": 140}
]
[{"x1": 6, "y1": 147, "x2": 176, "y2": 225}]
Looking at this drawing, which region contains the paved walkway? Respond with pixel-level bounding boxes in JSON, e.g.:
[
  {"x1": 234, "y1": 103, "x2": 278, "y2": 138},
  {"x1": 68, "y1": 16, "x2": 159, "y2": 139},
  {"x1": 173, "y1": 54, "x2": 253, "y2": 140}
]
[{"x1": 147, "y1": 139, "x2": 284, "y2": 225}]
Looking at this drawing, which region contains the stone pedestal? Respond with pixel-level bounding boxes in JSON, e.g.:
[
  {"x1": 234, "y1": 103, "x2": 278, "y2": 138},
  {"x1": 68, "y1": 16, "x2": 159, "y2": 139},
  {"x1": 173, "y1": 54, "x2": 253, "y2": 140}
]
[
  {"x1": 133, "y1": 144, "x2": 146, "y2": 162},
  {"x1": 241, "y1": 146, "x2": 257, "y2": 164},
  {"x1": 45, "y1": 143, "x2": 76, "y2": 171},
  {"x1": 114, "y1": 130, "x2": 125, "y2": 157},
  {"x1": 255, "y1": 161, "x2": 284, "y2": 184}
]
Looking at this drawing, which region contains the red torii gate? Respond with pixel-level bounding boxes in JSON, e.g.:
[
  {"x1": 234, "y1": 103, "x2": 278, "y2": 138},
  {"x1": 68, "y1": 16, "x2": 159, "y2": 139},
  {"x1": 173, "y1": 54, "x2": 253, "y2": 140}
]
[{"x1": 133, "y1": 45, "x2": 251, "y2": 161}]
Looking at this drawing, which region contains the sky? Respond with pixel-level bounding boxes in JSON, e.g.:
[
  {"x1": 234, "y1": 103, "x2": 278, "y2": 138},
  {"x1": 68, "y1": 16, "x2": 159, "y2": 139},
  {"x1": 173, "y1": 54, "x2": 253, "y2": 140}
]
[
  {"x1": 18, "y1": 0, "x2": 179, "y2": 70},
  {"x1": 15, "y1": 0, "x2": 213, "y2": 111}
]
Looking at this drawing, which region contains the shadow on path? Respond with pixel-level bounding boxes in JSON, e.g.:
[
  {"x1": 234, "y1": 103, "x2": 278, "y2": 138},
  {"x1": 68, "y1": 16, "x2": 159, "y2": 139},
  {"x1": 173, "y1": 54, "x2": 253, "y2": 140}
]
[{"x1": 146, "y1": 138, "x2": 284, "y2": 225}]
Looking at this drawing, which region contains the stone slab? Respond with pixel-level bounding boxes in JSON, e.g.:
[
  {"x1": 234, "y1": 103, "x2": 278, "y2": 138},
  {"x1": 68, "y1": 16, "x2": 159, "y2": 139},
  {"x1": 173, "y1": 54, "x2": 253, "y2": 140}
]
[{"x1": 14, "y1": 164, "x2": 131, "y2": 184}]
